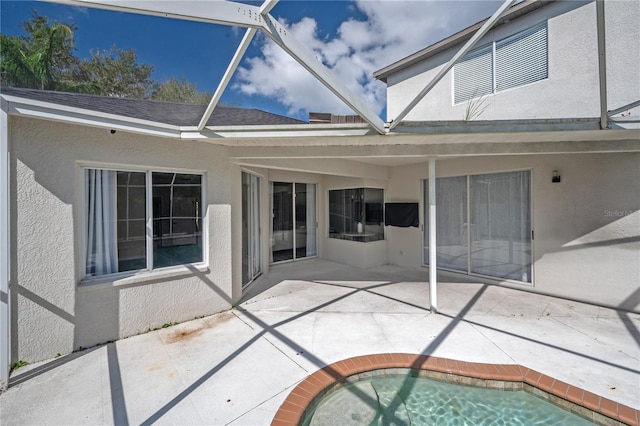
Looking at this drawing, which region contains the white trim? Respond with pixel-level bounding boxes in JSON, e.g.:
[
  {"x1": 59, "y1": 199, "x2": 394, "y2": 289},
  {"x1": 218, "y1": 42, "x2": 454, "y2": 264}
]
[
  {"x1": 78, "y1": 263, "x2": 210, "y2": 291},
  {"x1": 3, "y1": 95, "x2": 179, "y2": 130}
]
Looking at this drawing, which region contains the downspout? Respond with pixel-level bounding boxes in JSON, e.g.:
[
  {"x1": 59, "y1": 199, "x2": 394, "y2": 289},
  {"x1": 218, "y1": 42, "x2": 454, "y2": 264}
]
[
  {"x1": 596, "y1": 0, "x2": 608, "y2": 129},
  {"x1": 428, "y1": 157, "x2": 437, "y2": 313},
  {"x1": 0, "y1": 98, "x2": 10, "y2": 388}
]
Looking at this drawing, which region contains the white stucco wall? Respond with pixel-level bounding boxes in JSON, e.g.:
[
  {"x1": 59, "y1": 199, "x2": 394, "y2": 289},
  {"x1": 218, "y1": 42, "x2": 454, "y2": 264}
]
[
  {"x1": 11, "y1": 117, "x2": 234, "y2": 362},
  {"x1": 385, "y1": 153, "x2": 640, "y2": 312},
  {"x1": 386, "y1": 1, "x2": 640, "y2": 122}
]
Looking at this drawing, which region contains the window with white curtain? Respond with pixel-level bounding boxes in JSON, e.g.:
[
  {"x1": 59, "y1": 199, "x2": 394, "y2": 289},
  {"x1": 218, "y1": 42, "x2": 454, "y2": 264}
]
[
  {"x1": 423, "y1": 170, "x2": 531, "y2": 283},
  {"x1": 453, "y1": 22, "x2": 548, "y2": 104},
  {"x1": 84, "y1": 168, "x2": 204, "y2": 278}
]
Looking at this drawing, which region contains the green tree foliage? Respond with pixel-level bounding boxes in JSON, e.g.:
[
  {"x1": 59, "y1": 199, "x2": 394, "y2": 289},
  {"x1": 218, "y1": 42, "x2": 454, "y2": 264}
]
[
  {"x1": 0, "y1": 11, "x2": 83, "y2": 91},
  {"x1": 75, "y1": 47, "x2": 154, "y2": 98},
  {"x1": 151, "y1": 77, "x2": 212, "y2": 104},
  {"x1": 1, "y1": 11, "x2": 214, "y2": 103}
]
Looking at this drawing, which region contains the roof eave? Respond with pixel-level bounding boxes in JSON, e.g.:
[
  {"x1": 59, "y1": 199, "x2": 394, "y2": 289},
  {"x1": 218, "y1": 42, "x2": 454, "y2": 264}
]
[{"x1": 2, "y1": 93, "x2": 182, "y2": 138}]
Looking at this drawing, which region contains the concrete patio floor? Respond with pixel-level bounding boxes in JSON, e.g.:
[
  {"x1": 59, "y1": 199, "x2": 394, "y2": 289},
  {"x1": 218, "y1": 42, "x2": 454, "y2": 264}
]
[{"x1": 1, "y1": 259, "x2": 639, "y2": 425}]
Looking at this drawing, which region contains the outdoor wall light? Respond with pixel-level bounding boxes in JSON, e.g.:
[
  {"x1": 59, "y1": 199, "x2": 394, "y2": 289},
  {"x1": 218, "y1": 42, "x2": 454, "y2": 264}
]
[{"x1": 552, "y1": 170, "x2": 561, "y2": 183}]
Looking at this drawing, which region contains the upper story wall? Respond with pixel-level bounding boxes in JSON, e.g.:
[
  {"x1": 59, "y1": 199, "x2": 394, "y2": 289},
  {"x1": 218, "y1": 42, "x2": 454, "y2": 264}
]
[{"x1": 385, "y1": 1, "x2": 640, "y2": 122}]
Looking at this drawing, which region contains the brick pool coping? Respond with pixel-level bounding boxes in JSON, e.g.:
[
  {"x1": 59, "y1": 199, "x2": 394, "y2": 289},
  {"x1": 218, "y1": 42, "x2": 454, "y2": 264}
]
[{"x1": 271, "y1": 353, "x2": 639, "y2": 426}]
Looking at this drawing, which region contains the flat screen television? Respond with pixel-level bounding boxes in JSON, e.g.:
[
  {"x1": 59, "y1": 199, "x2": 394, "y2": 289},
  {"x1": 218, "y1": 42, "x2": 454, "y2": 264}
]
[{"x1": 384, "y1": 202, "x2": 419, "y2": 227}]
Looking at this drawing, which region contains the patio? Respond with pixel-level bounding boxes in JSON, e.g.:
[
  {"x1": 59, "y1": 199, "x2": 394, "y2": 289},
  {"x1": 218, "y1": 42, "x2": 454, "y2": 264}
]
[{"x1": 1, "y1": 259, "x2": 638, "y2": 425}]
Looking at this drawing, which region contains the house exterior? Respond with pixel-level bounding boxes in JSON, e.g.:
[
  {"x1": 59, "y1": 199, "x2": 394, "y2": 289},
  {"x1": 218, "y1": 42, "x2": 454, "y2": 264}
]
[{"x1": 1, "y1": 0, "x2": 639, "y2": 383}]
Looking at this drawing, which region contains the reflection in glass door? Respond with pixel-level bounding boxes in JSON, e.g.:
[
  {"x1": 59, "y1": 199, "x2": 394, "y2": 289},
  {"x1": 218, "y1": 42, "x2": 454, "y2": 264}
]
[
  {"x1": 242, "y1": 173, "x2": 261, "y2": 287},
  {"x1": 270, "y1": 182, "x2": 317, "y2": 263}
]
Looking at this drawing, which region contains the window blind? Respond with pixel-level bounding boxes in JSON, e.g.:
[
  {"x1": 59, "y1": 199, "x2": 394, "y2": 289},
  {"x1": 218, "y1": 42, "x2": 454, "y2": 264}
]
[
  {"x1": 495, "y1": 22, "x2": 548, "y2": 92},
  {"x1": 453, "y1": 44, "x2": 493, "y2": 104}
]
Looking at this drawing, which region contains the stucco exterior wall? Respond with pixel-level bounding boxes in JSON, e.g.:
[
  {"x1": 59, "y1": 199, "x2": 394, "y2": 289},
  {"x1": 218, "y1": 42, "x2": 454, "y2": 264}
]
[
  {"x1": 385, "y1": 153, "x2": 640, "y2": 312},
  {"x1": 11, "y1": 117, "x2": 234, "y2": 363},
  {"x1": 386, "y1": 1, "x2": 640, "y2": 122}
]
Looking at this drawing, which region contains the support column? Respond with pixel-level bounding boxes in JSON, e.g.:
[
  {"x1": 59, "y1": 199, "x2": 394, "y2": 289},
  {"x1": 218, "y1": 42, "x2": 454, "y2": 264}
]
[
  {"x1": 1, "y1": 98, "x2": 10, "y2": 386},
  {"x1": 428, "y1": 157, "x2": 437, "y2": 313}
]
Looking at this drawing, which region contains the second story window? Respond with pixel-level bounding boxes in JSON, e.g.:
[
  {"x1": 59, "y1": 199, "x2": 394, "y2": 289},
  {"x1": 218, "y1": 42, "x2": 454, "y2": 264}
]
[{"x1": 454, "y1": 21, "x2": 548, "y2": 104}]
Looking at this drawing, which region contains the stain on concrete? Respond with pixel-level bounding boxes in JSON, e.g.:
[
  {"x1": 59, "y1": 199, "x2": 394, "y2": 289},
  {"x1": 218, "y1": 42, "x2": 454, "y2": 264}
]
[{"x1": 205, "y1": 310, "x2": 236, "y2": 328}]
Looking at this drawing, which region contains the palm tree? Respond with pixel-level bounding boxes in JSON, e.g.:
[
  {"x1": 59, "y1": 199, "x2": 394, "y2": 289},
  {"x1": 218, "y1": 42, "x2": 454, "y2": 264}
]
[{"x1": 1, "y1": 12, "x2": 88, "y2": 91}]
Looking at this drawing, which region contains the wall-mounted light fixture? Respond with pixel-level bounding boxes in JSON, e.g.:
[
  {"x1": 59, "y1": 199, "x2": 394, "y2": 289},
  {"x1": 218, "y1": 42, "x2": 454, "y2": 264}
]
[{"x1": 552, "y1": 170, "x2": 561, "y2": 183}]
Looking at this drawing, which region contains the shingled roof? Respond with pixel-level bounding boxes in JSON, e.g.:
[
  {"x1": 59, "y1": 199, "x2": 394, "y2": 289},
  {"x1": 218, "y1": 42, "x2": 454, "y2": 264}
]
[{"x1": 1, "y1": 87, "x2": 306, "y2": 127}]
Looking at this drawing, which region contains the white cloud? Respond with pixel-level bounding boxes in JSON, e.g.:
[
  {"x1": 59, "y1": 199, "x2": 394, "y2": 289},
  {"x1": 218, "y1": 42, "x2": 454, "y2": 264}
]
[{"x1": 234, "y1": 1, "x2": 502, "y2": 118}]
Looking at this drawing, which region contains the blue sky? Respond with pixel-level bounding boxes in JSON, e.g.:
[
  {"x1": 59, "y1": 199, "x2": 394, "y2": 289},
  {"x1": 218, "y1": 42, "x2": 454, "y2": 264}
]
[{"x1": 1, "y1": 1, "x2": 502, "y2": 120}]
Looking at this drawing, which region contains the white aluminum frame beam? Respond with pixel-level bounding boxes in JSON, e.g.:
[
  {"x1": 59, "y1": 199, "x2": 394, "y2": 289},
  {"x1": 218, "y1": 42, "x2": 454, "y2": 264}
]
[
  {"x1": 47, "y1": 0, "x2": 266, "y2": 28},
  {"x1": 596, "y1": 0, "x2": 608, "y2": 130},
  {"x1": 48, "y1": 0, "x2": 386, "y2": 134},
  {"x1": 1, "y1": 98, "x2": 10, "y2": 387},
  {"x1": 260, "y1": 13, "x2": 386, "y2": 133},
  {"x1": 608, "y1": 100, "x2": 640, "y2": 117},
  {"x1": 388, "y1": 0, "x2": 516, "y2": 131},
  {"x1": 198, "y1": 0, "x2": 277, "y2": 130},
  {"x1": 259, "y1": 0, "x2": 280, "y2": 15},
  {"x1": 198, "y1": 28, "x2": 258, "y2": 130},
  {"x1": 428, "y1": 157, "x2": 437, "y2": 313}
]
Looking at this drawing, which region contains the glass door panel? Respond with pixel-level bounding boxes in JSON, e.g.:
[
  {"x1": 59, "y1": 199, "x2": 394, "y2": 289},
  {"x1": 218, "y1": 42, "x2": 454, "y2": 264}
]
[
  {"x1": 270, "y1": 182, "x2": 294, "y2": 263},
  {"x1": 295, "y1": 183, "x2": 317, "y2": 258},
  {"x1": 470, "y1": 171, "x2": 531, "y2": 282},
  {"x1": 423, "y1": 176, "x2": 468, "y2": 272},
  {"x1": 242, "y1": 172, "x2": 261, "y2": 287}
]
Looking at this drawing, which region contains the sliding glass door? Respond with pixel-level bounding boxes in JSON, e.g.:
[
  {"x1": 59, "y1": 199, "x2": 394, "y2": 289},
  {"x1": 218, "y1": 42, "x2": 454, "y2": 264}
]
[
  {"x1": 270, "y1": 182, "x2": 317, "y2": 263},
  {"x1": 242, "y1": 172, "x2": 261, "y2": 287},
  {"x1": 423, "y1": 176, "x2": 468, "y2": 272},
  {"x1": 470, "y1": 171, "x2": 531, "y2": 282},
  {"x1": 424, "y1": 170, "x2": 531, "y2": 283}
]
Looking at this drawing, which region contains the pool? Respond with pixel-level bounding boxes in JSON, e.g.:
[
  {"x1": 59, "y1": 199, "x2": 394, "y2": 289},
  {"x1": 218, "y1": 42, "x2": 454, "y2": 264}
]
[
  {"x1": 272, "y1": 354, "x2": 638, "y2": 425},
  {"x1": 303, "y1": 372, "x2": 593, "y2": 425}
]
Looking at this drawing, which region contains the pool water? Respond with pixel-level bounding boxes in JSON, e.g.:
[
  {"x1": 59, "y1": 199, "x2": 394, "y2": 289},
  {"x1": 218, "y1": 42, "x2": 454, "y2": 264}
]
[{"x1": 304, "y1": 374, "x2": 593, "y2": 425}]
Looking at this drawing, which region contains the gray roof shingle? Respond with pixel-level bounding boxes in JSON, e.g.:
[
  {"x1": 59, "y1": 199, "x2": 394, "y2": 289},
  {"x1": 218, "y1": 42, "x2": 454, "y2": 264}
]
[{"x1": 1, "y1": 87, "x2": 307, "y2": 126}]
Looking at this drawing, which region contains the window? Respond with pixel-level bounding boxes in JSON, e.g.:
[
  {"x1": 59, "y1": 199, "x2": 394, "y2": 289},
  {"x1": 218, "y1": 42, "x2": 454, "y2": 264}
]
[
  {"x1": 454, "y1": 22, "x2": 548, "y2": 103},
  {"x1": 84, "y1": 168, "x2": 204, "y2": 277},
  {"x1": 453, "y1": 45, "x2": 493, "y2": 104},
  {"x1": 329, "y1": 188, "x2": 384, "y2": 242},
  {"x1": 424, "y1": 171, "x2": 531, "y2": 283}
]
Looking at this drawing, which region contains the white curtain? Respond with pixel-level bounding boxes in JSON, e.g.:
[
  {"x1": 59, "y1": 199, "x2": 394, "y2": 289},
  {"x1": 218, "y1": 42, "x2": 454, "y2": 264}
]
[
  {"x1": 306, "y1": 184, "x2": 317, "y2": 257},
  {"x1": 470, "y1": 171, "x2": 531, "y2": 282},
  {"x1": 85, "y1": 169, "x2": 118, "y2": 276},
  {"x1": 423, "y1": 176, "x2": 468, "y2": 272}
]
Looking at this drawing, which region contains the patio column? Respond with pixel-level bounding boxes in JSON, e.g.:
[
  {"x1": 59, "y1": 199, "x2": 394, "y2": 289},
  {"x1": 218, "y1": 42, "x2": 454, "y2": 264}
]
[
  {"x1": 1, "y1": 98, "x2": 10, "y2": 385},
  {"x1": 428, "y1": 157, "x2": 437, "y2": 313}
]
